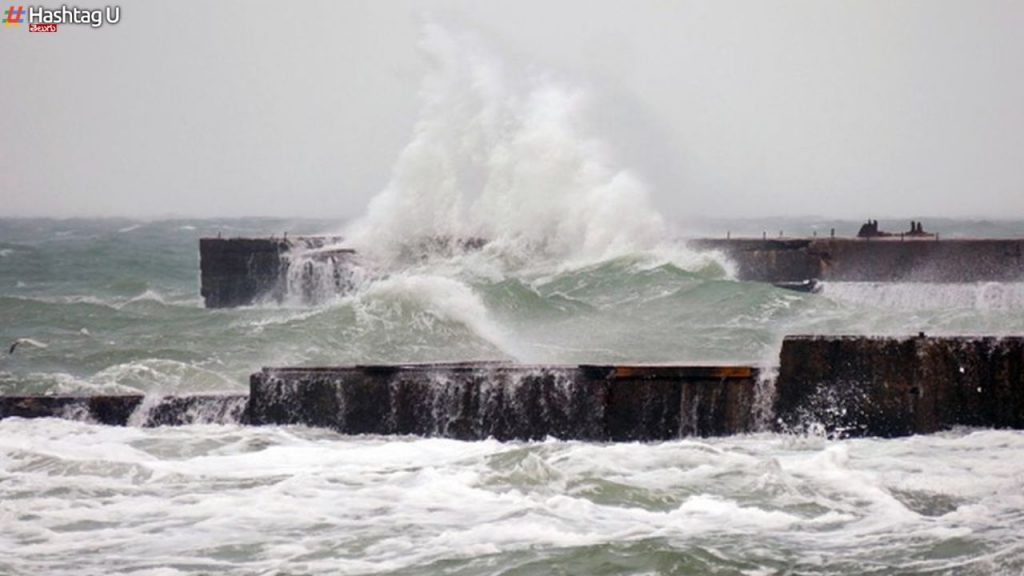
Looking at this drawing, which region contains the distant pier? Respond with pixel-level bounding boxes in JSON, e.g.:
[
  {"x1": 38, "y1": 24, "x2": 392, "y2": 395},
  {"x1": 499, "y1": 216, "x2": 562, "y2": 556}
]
[
  {"x1": 692, "y1": 237, "x2": 1024, "y2": 283},
  {"x1": 199, "y1": 232, "x2": 1024, "y2": 308}
]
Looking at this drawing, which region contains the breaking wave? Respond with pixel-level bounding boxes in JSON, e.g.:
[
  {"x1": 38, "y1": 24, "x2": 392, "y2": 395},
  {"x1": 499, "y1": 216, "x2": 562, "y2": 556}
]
[{"x1": 342, "y1": 24, "x2": 704, "y2": 276}]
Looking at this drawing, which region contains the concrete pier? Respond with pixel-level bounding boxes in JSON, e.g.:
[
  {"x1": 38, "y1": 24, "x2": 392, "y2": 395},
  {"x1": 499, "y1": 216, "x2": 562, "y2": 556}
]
[
  {"x1": 199, "y1": 236, "x2": 1024, "y2": 308},
  {"x1": 775, "y1": 335, "x2": 1024, "y2": 436},
  {"x1": 0, "y1": 394, "x2": 248, "y2": 426},
  {"x1": 692, "y1": 238, "x2": 1024, "y2": 282},
  {"x1": 248, "y1": 364, "x2": 758, "y2": 440},
  {"x1": 200, "y1": 237, "x2": 351, "y2": 307},
  {"x1": 3, "y1": 336, "x2": 1021, "y2": 439}
]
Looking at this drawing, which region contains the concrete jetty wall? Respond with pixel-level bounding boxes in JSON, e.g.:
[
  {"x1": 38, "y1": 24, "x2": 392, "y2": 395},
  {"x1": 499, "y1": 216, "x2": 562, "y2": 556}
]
[
  {"x1": 0, "y1": 394, "x2": 248, "y2": 426},
  {"x1": 200, "y1": 238, "x2": 288, "y2": 308},
  {"x1": 775, "y1": 335, "x2": 1024, "y2": 436},
  {"x1": 248, "y1": 364, "x2": 758, "y2": 440},
  {"x1": 199, "y1": 237, "x2": 1024, "y2": 308},
  {"x1": 692, "y1": 238, "x2": 1024, "y2": 282},
  {"x1": 3, "y1": 336, "x2": 1021, "y2": 438},
  {"x1": 199, "y1": 237, "x2": 351, "y2": 307}
]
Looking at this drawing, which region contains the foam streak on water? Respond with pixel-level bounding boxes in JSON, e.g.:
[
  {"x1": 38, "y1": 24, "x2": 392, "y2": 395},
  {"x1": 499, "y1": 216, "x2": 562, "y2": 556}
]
[{"x1": 1, "y1": 421, "x2": 1022, "y2": 575}]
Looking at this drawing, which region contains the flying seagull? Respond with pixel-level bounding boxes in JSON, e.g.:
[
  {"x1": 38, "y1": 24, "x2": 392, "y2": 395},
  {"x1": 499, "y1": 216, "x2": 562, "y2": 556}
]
[{"x1": 8, "y1": 338, "x2": 48, "y2": 354}]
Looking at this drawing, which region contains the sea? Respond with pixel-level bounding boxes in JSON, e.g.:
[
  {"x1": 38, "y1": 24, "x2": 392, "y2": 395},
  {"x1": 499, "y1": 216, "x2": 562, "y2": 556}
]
[
  {"x1": 1, "y1": 216, "x2": 1024, "y2": 575},
  {"x1": 4, "y1": 22, "x2": 1024, "y2": 576}
]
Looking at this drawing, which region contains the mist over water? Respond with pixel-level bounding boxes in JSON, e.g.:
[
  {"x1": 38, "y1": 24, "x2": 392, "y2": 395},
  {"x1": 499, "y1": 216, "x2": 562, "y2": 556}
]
[{"x1": 3, "y1": 26, "x2": 1024, "y2": 576}]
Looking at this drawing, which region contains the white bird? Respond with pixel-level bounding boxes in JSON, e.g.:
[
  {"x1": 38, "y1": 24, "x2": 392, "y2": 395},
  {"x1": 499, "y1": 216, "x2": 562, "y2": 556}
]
[{"x1": 8, "y1": 338, "x2": 48, "y2": 354}]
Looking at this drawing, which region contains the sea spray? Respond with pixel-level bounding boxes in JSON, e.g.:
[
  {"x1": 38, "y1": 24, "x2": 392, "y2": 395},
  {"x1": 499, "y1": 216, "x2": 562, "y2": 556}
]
[
  {"x1": 344, "y1": 24, "x2": 672, "y2": 270},
  {"x1": 268, "y1": 24, "x2": 730, "y2": 353}
]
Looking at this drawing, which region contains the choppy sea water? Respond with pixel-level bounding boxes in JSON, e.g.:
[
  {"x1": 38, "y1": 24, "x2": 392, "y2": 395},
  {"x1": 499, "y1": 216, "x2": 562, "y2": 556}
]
[
  {"x1": 3, "y1": 421, "x2": 1024, "y2": 575},
  {"x1": 3, "y1": 218, "x2": 1023, "y2": 396},
  {"x1": 2, "y1": 217, "x2": 1024, "y2": 575}
]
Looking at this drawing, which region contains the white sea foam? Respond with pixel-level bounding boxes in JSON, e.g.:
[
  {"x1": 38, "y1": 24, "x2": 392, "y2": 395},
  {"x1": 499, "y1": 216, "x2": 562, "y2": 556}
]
[
  {"x1": 358, "y1": 273, "x2": 519, "y2": 359},
  {"x1": 16, "y1": 371, "x2": 138, "y2": 396},
  {"x1": 128, "y1": 289, "x2": 168, "y2": 305},
  {"x1": 821, "y1": 282, "x2": 1024, "y2": 312},
  {"x1": 0, "y1": 423, "x2": 1021, "y2": 575},
  {"x1": 91, "y1": 359, "x2": 240, "y2": 394}
]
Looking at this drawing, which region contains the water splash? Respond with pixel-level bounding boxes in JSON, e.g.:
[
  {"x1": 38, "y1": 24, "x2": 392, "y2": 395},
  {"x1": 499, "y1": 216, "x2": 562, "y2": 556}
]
[{"x1": 344, "y1": 24, "x2": 673, "y2": 271}]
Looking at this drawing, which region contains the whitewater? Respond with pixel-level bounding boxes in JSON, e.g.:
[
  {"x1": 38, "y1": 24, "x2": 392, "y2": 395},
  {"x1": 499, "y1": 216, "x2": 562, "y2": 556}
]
[{"x1": 3, "y1": 26, "x2": 1024, "y2": 576}]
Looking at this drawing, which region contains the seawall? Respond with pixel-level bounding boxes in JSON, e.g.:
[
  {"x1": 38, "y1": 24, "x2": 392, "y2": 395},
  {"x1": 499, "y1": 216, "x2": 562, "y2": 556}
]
[
  {"x1": 200, "y1": 237, "x2": 352, "y2": 307},
  {"x1": 199, "y1": 236, "x2": 1024, "y2": 307},
  {"x1": 3, "y1": 336, "x2": 1021, "y2": 439},
  {"x1": 692, "y1": 238, "x2": 1024, "y2": 282},
  {"x1": 0, "y1": 394, "x2": 248, "y2": 426},
  {"x1": 248, "y1": 364, "x2": 758, "y2": 440},
  {"x1": 775, "y1": 335, "x2": 1024, "y2": 436}
]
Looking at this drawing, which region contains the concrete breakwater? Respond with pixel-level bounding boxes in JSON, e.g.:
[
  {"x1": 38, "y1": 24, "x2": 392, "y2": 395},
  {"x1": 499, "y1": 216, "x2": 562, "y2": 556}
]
[
  {"x1": 248, "y1": 364, "x2": 758, "y2": 440},
  {"x1": 776, "y1": 335, "x2": 1024, "y2": 436},
  {"x1": 692, "y1": 237, "x2": 1024, "y2": 282},
  {"x1": 200, "y1": 237, "x2": 352, "y2": 307},
  {"x1": 199, "y1": 236, "x2": 1024, "y2": 308},
  {"x1": 2, "y1": 336, "x2": 1021, "y2": 439},
  {"x1": 0, "y1": 394, "x2": 248, "y2": 426}
]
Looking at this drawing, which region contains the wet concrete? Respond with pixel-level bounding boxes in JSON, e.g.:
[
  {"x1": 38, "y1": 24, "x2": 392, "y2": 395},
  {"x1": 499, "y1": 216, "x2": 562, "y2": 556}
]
[
  {"x1": 775, "y1": 335, "x2": 1024, "y2": 436},
  {"x1": 200, "y1": 237, "x2": 351, "y2": 307},
  {"x1": 692, "y1": 238, "x2": 1024, "y2": 282},
  {"x1": 248, "y1": 364, "x2": 758, "y2": 440},
  {"x1": 0, "y1": 394, "x2": 249, "y2": 426},
  {"x1": 4, "y1": 337, "x2": 1021, "y2": 439}
]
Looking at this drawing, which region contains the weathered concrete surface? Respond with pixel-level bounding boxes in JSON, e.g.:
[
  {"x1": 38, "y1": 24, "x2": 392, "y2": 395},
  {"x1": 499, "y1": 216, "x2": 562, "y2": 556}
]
[
  {"x1": 200, "y1": 238, "x2": 289, "y2": 308},
  {"x1": 6, "y1": 336, "x2": 1024, "y2": 439},
  {"x1": 249, "y1": 364, "x2": 758, "y2": 440},
  {"x1": 775, "y1": 335, "x2": 1024, "y2": 437},
  {"x1": 0, "y1": 394, "x2": 249, "y2": 426},
  {"x1": 200, "y1": 237, "x2": 352, "y2": 307},
  {"x1": 692, "y1": 238, "x2": 1024, "y2": 282}
]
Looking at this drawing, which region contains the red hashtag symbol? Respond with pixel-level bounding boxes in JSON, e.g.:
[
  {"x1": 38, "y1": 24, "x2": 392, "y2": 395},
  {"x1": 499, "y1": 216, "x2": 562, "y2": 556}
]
[{"x1": 4, "y1": 6, "x2": 24, "y2": 27}]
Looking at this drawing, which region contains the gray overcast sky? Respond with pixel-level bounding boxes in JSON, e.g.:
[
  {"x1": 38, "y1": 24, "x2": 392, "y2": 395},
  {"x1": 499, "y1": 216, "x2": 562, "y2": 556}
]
[{"x1": 2, "y1": 0, "x2": 1023, "y2": 220}]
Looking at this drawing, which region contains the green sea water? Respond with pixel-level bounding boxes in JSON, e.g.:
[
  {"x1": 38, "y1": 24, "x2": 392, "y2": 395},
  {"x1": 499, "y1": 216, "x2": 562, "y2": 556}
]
[
  {"x1": 1, "y1": 217, "x2": 1022, "y2": 395},
  {"x1": 2, "y1": 217, "x2": 1024, "y2": 576}
]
